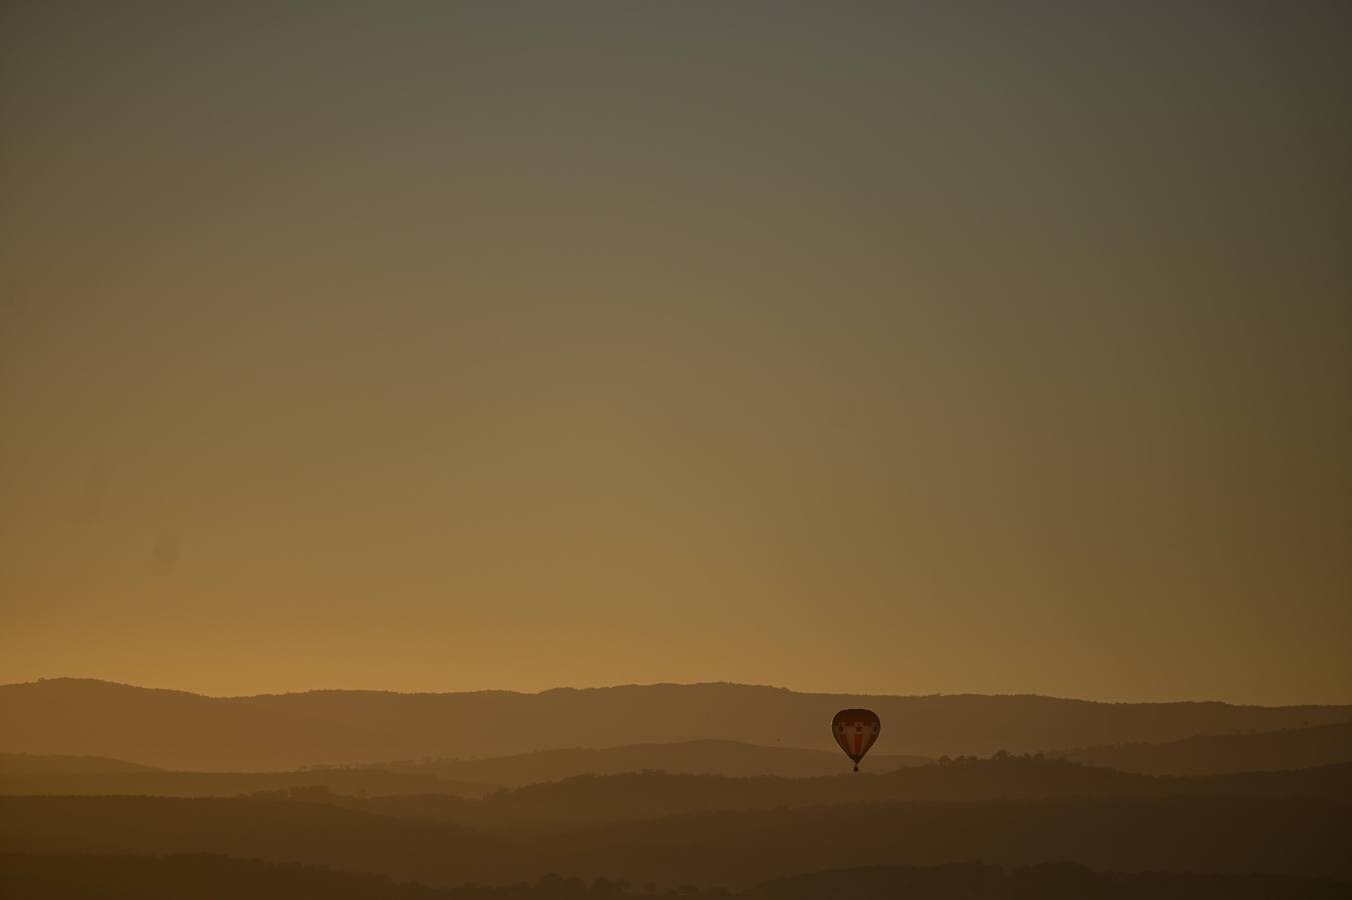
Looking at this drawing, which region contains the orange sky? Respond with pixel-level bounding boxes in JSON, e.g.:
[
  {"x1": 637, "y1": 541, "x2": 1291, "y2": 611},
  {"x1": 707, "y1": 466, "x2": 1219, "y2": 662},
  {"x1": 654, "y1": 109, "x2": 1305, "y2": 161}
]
[{"x1": 2, "y1": 4, "x2": 1349, "y2": 704}]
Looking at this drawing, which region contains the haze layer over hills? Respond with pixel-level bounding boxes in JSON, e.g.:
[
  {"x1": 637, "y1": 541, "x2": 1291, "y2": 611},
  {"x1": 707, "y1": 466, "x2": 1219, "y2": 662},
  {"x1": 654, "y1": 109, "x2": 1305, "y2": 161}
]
[
  {"x1": 4, "y1": 677, "x2": 1352, "y2": 893},
  {"x1": 6, "y1": 679, "x2": 1349, "y2": 771},
  {"x1": 9, "y1": 720, "x2": 1352, "y2": 802}
]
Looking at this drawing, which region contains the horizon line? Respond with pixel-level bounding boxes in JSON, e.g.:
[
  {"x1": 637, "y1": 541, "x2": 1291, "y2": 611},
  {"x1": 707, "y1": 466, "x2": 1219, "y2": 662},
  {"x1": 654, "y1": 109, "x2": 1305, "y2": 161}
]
[{"x1": 8, "y1": 675, "x2": 1351, "y2": 709}]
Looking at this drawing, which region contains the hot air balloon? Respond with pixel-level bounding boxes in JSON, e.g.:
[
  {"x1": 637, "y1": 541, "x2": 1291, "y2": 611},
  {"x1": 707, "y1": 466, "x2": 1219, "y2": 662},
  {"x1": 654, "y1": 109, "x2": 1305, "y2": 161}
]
[{"x1": 832, "y1": 708, "x2": 880, "y2": 772}]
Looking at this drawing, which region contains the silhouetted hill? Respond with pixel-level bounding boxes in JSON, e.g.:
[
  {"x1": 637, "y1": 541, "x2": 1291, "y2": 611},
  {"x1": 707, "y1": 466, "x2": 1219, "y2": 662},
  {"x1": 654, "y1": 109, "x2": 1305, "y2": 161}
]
[
  {"x1": 0, "y1": 796, "x2": 529, "y2": 886},
  {"x1": 0, "y1": 741, "x2": 921, "y2": 796},
  {"x1": 0, "y1": 767, "x2": 492, "y2": 799},
  {"x1": 3, "y1": 855, "x2": 1349, "y2": 900},
  {"x1": 3, "y1": 794, "x2": 1346, "y2": 887},
  {"x1": 242, "y1": 758, "x2": 1352, "y2": 832},
  {"x1": 0, "y1": 753, "x2": 161, "y2": 775},
  {"x1": 368, "y1": 740, "x2": 927, "y2": 785},
  {"x1": 0, "y1": 853, "x2": 450, "y2": 900},
  {"x1": 1056, "y1": 720, "x2": 1352, "y2": 775},
  {"x1": 746, "y1": 862, "x2": 1352, "y2": 900},
  {"x1": 5, "y1": 678, "x2": 1349, "y2": 770},
  {"x1": 544, "y1": 797, "x2": 1351, "y2": 886}
]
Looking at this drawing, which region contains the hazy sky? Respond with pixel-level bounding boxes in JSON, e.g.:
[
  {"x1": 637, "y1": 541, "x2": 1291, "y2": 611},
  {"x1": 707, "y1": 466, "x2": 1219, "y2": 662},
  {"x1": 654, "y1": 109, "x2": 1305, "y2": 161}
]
[{"x1": 2, "y1": 2, "x2": 1349, "y2": 704}]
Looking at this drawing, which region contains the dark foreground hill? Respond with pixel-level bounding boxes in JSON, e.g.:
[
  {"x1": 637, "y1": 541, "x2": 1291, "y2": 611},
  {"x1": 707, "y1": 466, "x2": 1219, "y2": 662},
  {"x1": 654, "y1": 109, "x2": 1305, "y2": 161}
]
[
  {"x1": 3, "y1": 792, "x2": 1348, "y2": 887},
  {"x1": 1058, "y1": 720, "x2": 1352, "y2": 775},
  {"x1": 543, "y1": 797, "x2": 1352, "y2": 886},
  {"x1": 0, "y1": 796, "x2": 529, "y2": 886},
  {"x1": 748, "y1": 863, "x2": 1352, "y2": 900},
  {"x1": 3, "y1": 855, "x2": 1349, "y2": 900},
  {"x1": 5, "y1": 678, "x2": 1350, "y2": 770}
]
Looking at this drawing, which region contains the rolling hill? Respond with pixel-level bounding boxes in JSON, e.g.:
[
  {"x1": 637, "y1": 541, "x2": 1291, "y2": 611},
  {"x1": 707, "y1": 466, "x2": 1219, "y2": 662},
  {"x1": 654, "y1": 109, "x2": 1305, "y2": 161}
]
[
  {"x1": 12, "y1": 755, "x2": 1339, "y2": 839},
  {"x1": 5, "y1": 678, "x2": 1349, "y2": 770},
  {"x1": 744, "y1": 862, "x2": 1352, "y2": 900},
  {"x1": 3, "y1": 855, "x2": 1348, "y2": 900},
  {"x1": 0, "y1": 796, "x2": 527, "y2": 887},
  {"x1": 541, "y1": 796, "x2": 1352, "y2": 886},
  {"x1": 0, "y1": 753, "x2": 161, "y2": 775},
  {"x1": 241, "y1": 757, "x2": 1352, "y2": 832},
  {"x1": 363, "y1": 740, "x2": 927, "y2": 785},
  {"x1": 0, "y1": 766, "x2": 491, "y2": 799},
  {"x1": 3, "y1": 792, "x2": 1347, "y2": 888},
  {"x1": 1056, "y1": 720, "x2": 1352, "y2": 775}
]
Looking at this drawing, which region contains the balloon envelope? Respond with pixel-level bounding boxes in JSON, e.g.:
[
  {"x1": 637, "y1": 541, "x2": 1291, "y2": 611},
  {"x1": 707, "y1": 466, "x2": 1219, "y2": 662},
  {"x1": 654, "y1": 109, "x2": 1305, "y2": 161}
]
[{"x1": 832, "y1": 708, "x2": 881, "y2": 770}]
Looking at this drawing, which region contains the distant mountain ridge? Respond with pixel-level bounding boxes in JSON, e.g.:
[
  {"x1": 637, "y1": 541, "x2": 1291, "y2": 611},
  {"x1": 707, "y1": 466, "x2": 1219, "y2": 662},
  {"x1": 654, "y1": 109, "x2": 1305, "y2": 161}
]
[{"x1": 4, "y1": 678, "x2": 1349, "y2": 771}]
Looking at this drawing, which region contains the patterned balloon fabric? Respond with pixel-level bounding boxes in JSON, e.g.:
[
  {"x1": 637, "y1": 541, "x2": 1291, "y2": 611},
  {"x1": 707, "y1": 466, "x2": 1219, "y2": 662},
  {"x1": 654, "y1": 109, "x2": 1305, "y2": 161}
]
[{"x1": 831, "y1": 708, "x2": 881, "y2": 772}]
